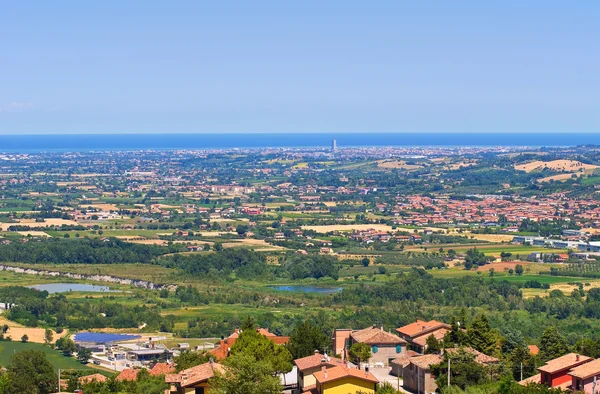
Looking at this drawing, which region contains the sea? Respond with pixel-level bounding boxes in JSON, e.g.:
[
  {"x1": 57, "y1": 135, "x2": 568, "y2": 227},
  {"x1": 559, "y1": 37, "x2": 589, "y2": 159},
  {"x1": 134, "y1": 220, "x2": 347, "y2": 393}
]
[{"x1": 0, "y1": 133, "x2": 599, "y2": 152}]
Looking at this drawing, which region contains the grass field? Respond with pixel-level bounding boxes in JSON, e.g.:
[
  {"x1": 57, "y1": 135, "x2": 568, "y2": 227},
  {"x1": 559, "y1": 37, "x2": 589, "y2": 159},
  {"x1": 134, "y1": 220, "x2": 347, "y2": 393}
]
[{"x1": 0, "y1": 341, "x2": 93, "y2": 372}]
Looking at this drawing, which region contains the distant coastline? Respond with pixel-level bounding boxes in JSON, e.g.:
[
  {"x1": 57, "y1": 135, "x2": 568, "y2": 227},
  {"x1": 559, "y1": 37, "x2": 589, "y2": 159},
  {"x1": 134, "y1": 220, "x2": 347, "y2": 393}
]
[{"x1": 0, "y1": 133, "x2": 598, "y2": 152}]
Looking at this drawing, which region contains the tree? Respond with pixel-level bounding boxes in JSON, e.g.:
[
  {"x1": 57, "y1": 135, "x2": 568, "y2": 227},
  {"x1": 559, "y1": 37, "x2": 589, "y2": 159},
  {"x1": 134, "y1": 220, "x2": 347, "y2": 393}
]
[
  {"x1": 287, "y1": 320, "x2": 330, "y2": 359},
  {"x1": 21, "y1": 334, "x2": 28, "y2": 343},
  {"x1": 466, "y1": 314, "x2": 498, "y2": 355},
  {"x1": 173, "y1": 350, "x2": 211, "y2": 372},
  {"x1": 77, "y1": 347, "x2": 92, "y2": 364},
  {"x1": 209, "y1": 352, "x2": 282, "y2": 394},
  {"x1": 425, "y1": 334, "x2": 442, "y2": 354},
  {"x1": 444, "y1": 316, "x2": 467, "y2": 348},
  {"x1": 515, "y1": 264, "x2": 524, "y2": 276},
  {"x1": 361, "y1": 257, "x2": 370, "y2": 267},
  {"x1": 214, "y1": 242, "x2": 223, "y2": 251},
  {"x1": 7, "y1": 350, "x2": 57, "y2": 394},
  {"x1": 44, "y1": 329, "x2": 53, "y2": 346},
  {"x1": 229, "y1": 327, "x2": 293, "y2": 378},
  {"x1": 464, "y1": 248, "x2": 491, "y2": 269},
  {"x1": 431, "y1": 348, "x2": 487, "y2": 390},
  {"x1": 56, "y1": 337, "x2": 77, "y2": 356},
  {"x1": 236, "y1": 224, "x2": 249, "y2": 236},
  {"x1": 539, "y1": 326, "x2": 569, "y2": 362},
  {"x1": 376, "y1": 382, "x2": 398, "y2": 394},
  {"x1": 2, "y1": 324, "x2": 8, "y2": 334},
  {"x1": 348, "y1": 343, "x2": 372, "y2": 368}
]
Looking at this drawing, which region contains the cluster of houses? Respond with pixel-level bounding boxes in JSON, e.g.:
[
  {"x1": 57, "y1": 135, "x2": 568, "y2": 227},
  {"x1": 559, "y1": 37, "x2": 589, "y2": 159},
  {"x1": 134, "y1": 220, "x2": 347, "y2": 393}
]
[
  {"x1": 388, "y1": 194, "x2": 600, "y2": 229},
  {"x1": 519, "y1": 353, "x2": 600, "y2": 394},
  {"x1": 55, "y1": 319, "x2": 600, "y2": 394}
]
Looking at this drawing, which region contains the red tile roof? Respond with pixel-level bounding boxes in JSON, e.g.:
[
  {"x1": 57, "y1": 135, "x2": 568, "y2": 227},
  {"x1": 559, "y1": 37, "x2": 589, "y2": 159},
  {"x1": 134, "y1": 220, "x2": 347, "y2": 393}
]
[
  {"x1": 396, "y1": 320, "x2": 450, "y2": 338},
  {"x1": 519, "y1": 374, "x2": 541, "y2": 386},
  {"x1": 538, "y1": 353, "x2": 592, "y2": 374},
  {"x1": 569, "y1": 358, "x2": 600, "y2": 380},
  {"x1": 116, "y1": 368, "x2": 139, "y2": 381},
  {"x1": 390, "y1": 350, "x2": 420, "y2": 368},
  {"x1": 528, "y1": 345, "x2": 540, "y2": 356},
  {"x1": 445, "y1": 347, "x2": 499, "y2": 365},
  {"x1": 150, "y1": 362, "x2": 175, "y2": 376},
  {"x1": 165, "y1": 361, "x2": 225, "y2": 387},
  {"x1": 409, "y1": 354, "x2": 443, "y2": 370},
  {"x1": 294, "y1": 352, "x2": 346, "y2": 371},
  {"x1": 313, "y1": 365, "x2": 379, "y2": 385},
  {"x1": 351, "y1": 326, "x2": 406, "y2": 345},
  {"x1": 412, "y1": 328, "x2": 450, "y2": 346}
]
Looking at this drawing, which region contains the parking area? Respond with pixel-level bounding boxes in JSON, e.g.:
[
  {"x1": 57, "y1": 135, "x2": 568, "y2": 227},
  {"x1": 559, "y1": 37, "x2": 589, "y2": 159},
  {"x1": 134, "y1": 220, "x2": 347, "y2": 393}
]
[{"x1": 369, "y1": 367, "x2": 412, "y2": 393}]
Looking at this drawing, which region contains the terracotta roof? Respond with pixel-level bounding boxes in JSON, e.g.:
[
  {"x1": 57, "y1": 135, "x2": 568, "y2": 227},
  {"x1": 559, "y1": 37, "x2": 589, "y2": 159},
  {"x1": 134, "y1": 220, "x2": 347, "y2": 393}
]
[
  {"x1": 519, "y1": 374, "x2": 541, "y2": 386},
  {"x1": 528, "y1": 345, "x2": 540, "y2": 356},
  {"x1": 412, "y1": 328, "x2": 450, "y2": 346},
  {"x1": 538, "y1": 353, "x2": 592, "y2": 374},
  {"x1": 210, "y1": 340, "x2": 230, "y2": 360},
  {"x1": 302, "y1": 386, "x2": 319, "y2": 394},
  {"x1": 116, "y1": 368, "x2": 139, "y2": 381},
  {"x1": 313, "y1": 365, "x2": 379, "y2": 385},
  {"x1": 396, "y1": 320, "x2": 451, "y2": 338},
  {"x1": 150, "y1": 362, "x2": 175, "y2": 376},
  {"x1": 445, "y1": 347, "x2": 499, "y2": 365},
  {"x1": 165, "y1": 362, "x2": 225, "y2": 387},
  {"x1": 294, "y1": 352, "x2": 346, "y2": 371},
  {"x1": 78, "y1": 373, "x2": 107, "y2": 384},
  {"x1": 409, "y1": 354, "x2": 443, "y2": 370},
  {"x1": 390, "y1": 350, "x2": 420, "y2": 368},
  {"x1": 351, "y1": 326, "x2": 406, "y2": 345},
  {"x1": 569, "y1": 358, "x2": 600, "y2": 380}
]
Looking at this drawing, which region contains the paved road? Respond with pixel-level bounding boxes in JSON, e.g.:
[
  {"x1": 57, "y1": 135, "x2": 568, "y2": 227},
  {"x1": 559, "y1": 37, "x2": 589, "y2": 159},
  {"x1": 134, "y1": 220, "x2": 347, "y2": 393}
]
[{"x1": 369, "y1": 367, "x2": 412, "y2": 393}]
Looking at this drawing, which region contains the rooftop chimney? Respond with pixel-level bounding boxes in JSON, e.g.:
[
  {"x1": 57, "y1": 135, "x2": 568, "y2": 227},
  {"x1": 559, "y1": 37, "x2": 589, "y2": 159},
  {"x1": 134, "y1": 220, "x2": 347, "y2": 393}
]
[
  {"x1": 314, "y1": 350, "x2": 320, "y2": 355},
  {"x1": 322, "y1": 366, "x2": 327, "y2": 379},
  {"x1": 576, "y1": 354, "x2": 580, "y2": 361}
]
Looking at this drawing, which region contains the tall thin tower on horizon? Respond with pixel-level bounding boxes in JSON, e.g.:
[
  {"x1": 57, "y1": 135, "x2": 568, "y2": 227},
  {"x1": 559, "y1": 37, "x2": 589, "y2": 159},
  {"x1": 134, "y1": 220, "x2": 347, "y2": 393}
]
[{"x1": 331, "y1": 139, "x2": 337, "y2": 152}]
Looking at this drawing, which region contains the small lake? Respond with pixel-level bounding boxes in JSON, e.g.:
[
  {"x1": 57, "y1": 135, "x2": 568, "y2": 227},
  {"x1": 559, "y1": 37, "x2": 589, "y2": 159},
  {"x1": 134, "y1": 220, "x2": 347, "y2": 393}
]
[
  {"x1": 28, "y1": 283, "x2": 118, "y2": 294},
  {"x1": 268, "y1": 285, "x2": 342, "y2": 294}
]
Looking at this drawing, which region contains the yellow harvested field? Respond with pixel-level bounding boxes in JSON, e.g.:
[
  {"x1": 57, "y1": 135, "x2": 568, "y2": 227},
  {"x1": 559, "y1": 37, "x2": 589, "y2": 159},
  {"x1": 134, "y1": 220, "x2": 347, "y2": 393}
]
[
  {"x1": 466, "y1": 233, "x2": 515, "y2": 242},
  {"x1": 377, "y1": 160, "x2": 423, "y2": 170},
  {"x1": 80, "y1": 203, "x2": 120, "y2": 211},
  {"x1": 0, "y1": 218, "x2": 78, "y2": 231},
  {"x1": 537, "y1": 173, "x2": 581, "y2": 183},
  {"x1": 0, "y1": 315, "x2": 68, "y2": 344},
  {"x1": 222, "y1": 239, "x2": 286, "y2": 250},
  {"x1": 515, "y1": 160, "x2": 598, "y2": 173},
  {"x1": 17, "y1": 231, "x2": 51, "y2": 237}
]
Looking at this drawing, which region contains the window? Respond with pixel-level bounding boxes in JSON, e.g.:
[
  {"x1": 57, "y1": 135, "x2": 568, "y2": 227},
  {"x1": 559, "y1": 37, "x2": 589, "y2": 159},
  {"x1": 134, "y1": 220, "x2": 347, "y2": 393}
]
[{"x1": 195, "y1": 388, "x2": 205, "y2": 394}]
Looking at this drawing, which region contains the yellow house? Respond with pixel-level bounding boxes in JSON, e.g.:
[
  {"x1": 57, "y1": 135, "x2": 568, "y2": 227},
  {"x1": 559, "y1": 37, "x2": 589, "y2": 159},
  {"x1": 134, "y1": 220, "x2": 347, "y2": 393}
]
[
  {"x1": 165, "y1": 361, "x2": 224, "y2": 394},
  {"x1": 294, "y1": 351, "x2": 347, "y2": 393},
  {"x1": 311, "y1": 365, "x2": 379, "y2": 394}
]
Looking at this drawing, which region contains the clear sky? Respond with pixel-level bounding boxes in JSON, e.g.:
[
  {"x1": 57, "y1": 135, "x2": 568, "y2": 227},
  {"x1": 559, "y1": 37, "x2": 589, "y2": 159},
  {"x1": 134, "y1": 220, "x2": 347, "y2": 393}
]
[{"x1": 1, "y1": 1, "x2": 598, "y2": 134}]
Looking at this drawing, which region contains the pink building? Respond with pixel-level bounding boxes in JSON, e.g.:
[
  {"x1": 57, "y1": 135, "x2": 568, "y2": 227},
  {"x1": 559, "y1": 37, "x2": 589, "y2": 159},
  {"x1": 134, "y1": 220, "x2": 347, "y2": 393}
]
[{"x1": 569, "y1": 358, "x2": 600, "y2": 393}]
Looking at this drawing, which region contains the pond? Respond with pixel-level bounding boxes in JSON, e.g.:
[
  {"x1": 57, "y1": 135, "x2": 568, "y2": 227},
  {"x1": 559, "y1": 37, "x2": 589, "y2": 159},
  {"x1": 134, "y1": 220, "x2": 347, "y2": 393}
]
[
  {"x1": 28, "y1": 283, "x2": 118, "y2": 294},
  {"x1": 268, "y1": 285, "x2": 342, "y2": 294}
]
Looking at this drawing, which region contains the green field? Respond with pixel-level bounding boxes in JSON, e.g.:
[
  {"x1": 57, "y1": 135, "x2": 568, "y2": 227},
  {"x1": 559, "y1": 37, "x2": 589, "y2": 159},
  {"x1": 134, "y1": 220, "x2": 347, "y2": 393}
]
[{"x1": 0, "y1": 341, "x2": 94, "y2": 372}]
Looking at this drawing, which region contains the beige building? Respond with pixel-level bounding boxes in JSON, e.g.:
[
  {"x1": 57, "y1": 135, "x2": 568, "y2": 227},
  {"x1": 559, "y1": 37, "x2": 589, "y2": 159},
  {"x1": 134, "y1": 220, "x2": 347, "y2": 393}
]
[
  {"x1": 332, "y1": 326, "x2": 406, "y2": 367},
  {"x1": 403, "y1": 354, "x2": 443, "y2": 394},
  {"x1": 293, "y1": 351, "x2": 347, "y2": 393}
]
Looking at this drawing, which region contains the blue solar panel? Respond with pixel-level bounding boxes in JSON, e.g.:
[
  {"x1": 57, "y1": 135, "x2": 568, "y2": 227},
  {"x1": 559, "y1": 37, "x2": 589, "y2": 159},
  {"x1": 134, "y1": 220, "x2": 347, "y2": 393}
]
[{"x1": 74, "y1": 332, "x2": 141, "y2": 344}]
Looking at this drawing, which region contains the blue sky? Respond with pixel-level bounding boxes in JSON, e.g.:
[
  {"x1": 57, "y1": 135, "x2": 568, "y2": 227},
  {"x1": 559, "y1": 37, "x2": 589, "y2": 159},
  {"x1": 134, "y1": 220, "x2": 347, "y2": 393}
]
[{"x1": 0, "y1": 1, "x2": 598, "y2": 134}]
